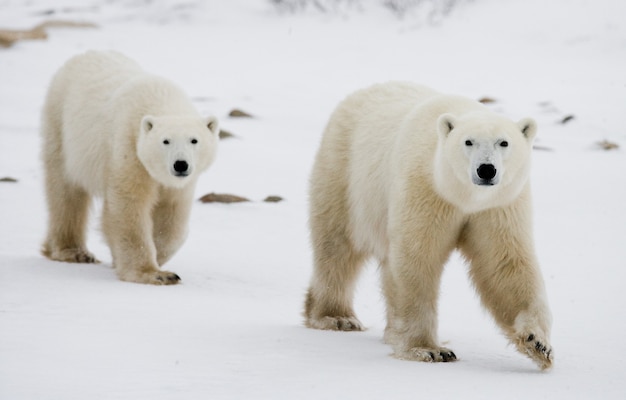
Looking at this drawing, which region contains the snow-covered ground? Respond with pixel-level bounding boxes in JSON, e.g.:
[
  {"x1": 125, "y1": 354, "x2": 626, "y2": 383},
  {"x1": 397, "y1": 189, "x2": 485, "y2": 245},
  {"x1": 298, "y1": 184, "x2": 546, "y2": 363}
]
[{"x1": 1, "y1": 0, "x2": 625, "y2": 398}]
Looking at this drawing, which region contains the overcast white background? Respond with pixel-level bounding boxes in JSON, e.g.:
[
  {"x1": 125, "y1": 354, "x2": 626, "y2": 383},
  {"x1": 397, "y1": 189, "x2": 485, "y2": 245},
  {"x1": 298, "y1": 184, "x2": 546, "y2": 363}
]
[{"x1": 1, "y1": 0, "x2": 625, "y2": 398}]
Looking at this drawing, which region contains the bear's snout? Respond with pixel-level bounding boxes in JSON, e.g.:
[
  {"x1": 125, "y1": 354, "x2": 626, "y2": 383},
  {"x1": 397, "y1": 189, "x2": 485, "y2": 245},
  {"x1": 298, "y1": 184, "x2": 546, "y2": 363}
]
[
  {"x1": 476, "y1": 163, "x2": 497, "y2": 184},
  {"x1": 173, "y1": 160, "x2": 189, "y2": 176}
]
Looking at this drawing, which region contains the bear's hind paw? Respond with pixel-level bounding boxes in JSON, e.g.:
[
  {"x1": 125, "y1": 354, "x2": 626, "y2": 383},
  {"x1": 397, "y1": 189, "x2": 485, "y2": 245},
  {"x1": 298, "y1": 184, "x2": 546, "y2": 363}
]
[
  {"x1": 43, "y1": 246, "x2": 99, "y2": 264},
  {"x1": 397, "y1": 347, "x2": 457, "y2": 363},
  {"x1": 305, "y1": 316, "x2": 364, "y2": 331}
]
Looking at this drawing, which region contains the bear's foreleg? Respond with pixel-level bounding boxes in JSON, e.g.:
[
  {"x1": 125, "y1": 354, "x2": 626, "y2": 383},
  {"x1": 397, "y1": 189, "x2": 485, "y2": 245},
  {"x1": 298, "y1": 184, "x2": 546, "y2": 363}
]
[
  {"x1": 102, "y1": 180, "x2": 180, "y2": 285},
  {"x1": 381, "y1": 181, "x2": 464, "y2": 362},
  {"x1": 384, "y1": 239, "x2": 458, "y2": 362},
  {"x1": 459, "y1": 193, "x2": 553, "y2": 370},
  {"x1": 152, "y1": 186, "x2": 194, "y2": 266}
]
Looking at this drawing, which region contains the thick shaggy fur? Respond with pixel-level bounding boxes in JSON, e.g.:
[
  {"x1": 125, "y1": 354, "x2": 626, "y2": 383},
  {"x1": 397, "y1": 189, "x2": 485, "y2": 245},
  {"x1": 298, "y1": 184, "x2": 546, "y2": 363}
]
[
  {"x1": 41, "y1": 51, "x2": 219, "y2": 285},
  {"x1": 305, "y1": 82, "x2": 553, "y2": 369}
]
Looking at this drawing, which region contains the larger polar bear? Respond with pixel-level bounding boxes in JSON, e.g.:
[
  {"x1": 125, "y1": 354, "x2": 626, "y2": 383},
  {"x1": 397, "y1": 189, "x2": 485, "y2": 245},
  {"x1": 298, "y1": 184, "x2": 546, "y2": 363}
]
[
  {"x1": 305, "y1": 82, "x2": 553, "y2": 369},
  {"x1": 41, "y1": 50, "x2": 219, "y2": 285}
]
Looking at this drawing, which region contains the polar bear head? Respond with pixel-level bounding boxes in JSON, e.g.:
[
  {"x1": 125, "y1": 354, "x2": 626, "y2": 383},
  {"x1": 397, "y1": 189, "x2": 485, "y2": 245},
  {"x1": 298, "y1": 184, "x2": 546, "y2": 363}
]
[
  {"x1": 434, "y1": 111, "x2": 537, "y2": 213},
  {"x1": 137, "y1": 115, "x2": 219, "y2": 188}
]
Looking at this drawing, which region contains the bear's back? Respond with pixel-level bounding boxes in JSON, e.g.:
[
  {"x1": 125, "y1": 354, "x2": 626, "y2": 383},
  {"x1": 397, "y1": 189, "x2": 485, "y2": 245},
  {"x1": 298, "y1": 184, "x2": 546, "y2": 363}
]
[
  {"x1": 324, "y1": 82, "x2": 440, "y2": 258},
  {"x1": 48, "y1": 52, "x2": 145, "y2": 194},
  {"x1": 321, "y1": 81, "x2": 440, "y2": 166},
  {"x1": 45, "y1": 50, "x2": 145, "y2": 138},
  {"x1": 48, "y1": 51, "x2": 143, "y2": 108}
]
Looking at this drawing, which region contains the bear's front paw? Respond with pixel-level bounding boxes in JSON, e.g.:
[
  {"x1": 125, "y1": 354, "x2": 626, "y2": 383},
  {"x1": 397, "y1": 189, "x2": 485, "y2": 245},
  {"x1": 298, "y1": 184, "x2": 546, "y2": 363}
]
[
  {"x1": 397, "y1": 347, "x2": 457, "y2": 363},
  {"x1": 117, "y1": 268, "x2": 181, "y2": 285},
  {"x1": 153, "y1": 271, "x2": 181, "y2": 285},
  {"x1": 515, "y1": 333, "x2": 553, "y2": 370},
  {"x1": 305, "y1": 316, "x2": 364, "y2": 331}
]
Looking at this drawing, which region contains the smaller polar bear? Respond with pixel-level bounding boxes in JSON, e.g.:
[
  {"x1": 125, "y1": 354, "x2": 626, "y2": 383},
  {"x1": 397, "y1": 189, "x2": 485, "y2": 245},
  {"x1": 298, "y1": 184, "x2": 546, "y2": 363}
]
[
  {"x1": 305, "y1": 82, "x2": 553, "y2": 369},
  {"x1": 41, "y1": 50, "x2": 219, "y2": 285}
]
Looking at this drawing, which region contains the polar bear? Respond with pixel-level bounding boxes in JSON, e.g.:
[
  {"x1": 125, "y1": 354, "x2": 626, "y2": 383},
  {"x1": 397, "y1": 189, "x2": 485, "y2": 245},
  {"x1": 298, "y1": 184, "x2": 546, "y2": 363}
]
[
  {"x1": 304, "y1": 82, "x2": 553, "y2": 369},
  {"x1": 41, "y1": 51, "x2": 219, "y2": 285}
]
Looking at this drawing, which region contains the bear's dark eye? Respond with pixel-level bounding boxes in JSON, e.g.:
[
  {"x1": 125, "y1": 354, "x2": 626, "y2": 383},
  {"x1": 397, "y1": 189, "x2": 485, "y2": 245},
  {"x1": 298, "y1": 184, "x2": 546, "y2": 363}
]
[
  {"x1": 191, "y1": 139, "x2": 198, "y2": 144},
  {"x1": 500, "y1": 141, "x2": 509, "y2": 147},
  {"x1": 465, "y1": 140, "x2": 473, "y2": 146},
  {"x1": 163, "y1": 139, "x2": 170, "y2": 145}
]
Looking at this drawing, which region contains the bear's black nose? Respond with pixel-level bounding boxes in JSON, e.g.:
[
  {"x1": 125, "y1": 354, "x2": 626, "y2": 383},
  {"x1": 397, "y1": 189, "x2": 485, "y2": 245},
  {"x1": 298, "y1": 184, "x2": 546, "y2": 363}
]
[
  {"x1": 174, "y1": 160, "x2": 188, "y2": 173},
  {"x1": 477, "y1": 164, "x2": 496, "y2": 180}
]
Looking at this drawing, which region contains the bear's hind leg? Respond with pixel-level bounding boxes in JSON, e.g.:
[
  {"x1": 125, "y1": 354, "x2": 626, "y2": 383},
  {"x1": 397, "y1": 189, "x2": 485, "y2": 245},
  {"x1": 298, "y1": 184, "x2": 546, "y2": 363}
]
[
  {"x1": 305, "y1": 123, "x2": 367, "y2": 331},
  {"x1": 42, "y1": 184, "x2": 97, "y2": 263},
  {"x1": 305, "y1": 217, "x2": 366, "y2": 331},
  {"x1": 41, "y1": 132, "x2": 97, "y2": 264}
]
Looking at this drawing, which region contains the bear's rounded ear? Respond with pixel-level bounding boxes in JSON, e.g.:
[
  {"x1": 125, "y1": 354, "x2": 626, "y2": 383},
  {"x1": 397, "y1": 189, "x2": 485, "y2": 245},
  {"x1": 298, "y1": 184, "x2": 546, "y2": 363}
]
[
  {"x1": 517, "y1": 118, "x2": 537, "y2": 141},
  {"x1": 141, "y1": 115, "x2": 155, "y2": 133},
  {"x1": 205, "y1": 116, "x2": 220, "y2": 136},
  {"x1": 437, "y1": 113, "x2": 456, "y2": 138}
]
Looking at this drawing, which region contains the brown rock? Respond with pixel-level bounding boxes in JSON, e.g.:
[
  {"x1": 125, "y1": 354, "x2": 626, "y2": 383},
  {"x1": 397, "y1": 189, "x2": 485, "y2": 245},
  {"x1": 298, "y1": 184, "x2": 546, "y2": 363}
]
[
  {"x1": 0, "y1": 20, "x2": 97, "y2": 48},
  {"x1": 228, "y1": 109, "x2": 253, "y2": 118},
  {"x1": 597, "y1": 140, "x2": 619, "y2": 150},
  {"x1": 199, "y1": 193, "x2": 250, "y2": 204},
  {"x1": 263, "y1": 195, "x2": 283, "y2": 203},
  {"x1": 219, "y1": 129, "x2": 235, "y2": 139},
  {"x1": 478, "y1": 96, "x2": 497, "y2": 104}
]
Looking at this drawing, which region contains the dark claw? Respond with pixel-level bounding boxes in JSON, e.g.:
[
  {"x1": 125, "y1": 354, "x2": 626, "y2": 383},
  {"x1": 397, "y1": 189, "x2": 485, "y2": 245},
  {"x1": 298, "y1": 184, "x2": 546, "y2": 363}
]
[
  {"x1": 527, "y1": 334, "x2": 535, "y2": 342},
  {"x1": 428, "y1": 352, "x2": 435, "y2": 361},
  {"x1": 75, "y1": 253, "x2": 95, "y2": 263},
  {"x1": 442, "y1": 351, "x2": 456, "y2": 362},
  {"x1": 155, "y1": 274, "x2": 181, "y2": 283}
]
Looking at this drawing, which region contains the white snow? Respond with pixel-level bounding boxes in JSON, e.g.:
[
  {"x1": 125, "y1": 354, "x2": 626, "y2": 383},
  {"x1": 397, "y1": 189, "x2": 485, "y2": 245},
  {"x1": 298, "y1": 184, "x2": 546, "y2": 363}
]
[{"x1": 1, "y1": 0, "x2": 625, "y2": 399}]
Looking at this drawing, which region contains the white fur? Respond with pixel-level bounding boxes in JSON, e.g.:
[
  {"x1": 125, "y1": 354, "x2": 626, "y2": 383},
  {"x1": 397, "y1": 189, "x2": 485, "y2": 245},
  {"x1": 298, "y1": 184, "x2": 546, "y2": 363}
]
[
  {"x1": 41, "y1": 50, "x2": 219, "y2": 285},
  {"x1": 138, "y1": 115, "x2": 218, "y2": 189},
  {"x1": 305, "y1": 81, "x2": 553, "y2": 369},
  {"x1": 434, "y1": 111, "x2": 537, "y2": 213}
]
